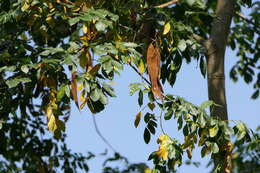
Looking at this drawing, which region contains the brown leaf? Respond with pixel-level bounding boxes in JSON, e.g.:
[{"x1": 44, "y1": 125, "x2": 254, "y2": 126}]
[
  {"x1": 187, "y1": 148, "x2": 192, "y2": 159},
  {"x1": 71, "y1": 72, "x2": 79, "y2": 109},
  {"x1": 86, "y1": 51, "x2": 93, "y2": 72},
  {"x1": 146, "y1": 43, "x2": 164, "y2": 99},
  {"x1": 134, "y1": 112, "x2": 142, "y2": 128}
]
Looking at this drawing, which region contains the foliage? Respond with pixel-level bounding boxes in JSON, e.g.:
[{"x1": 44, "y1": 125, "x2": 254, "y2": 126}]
[{"x1": 0, "y1": 0, "x2": 259, "y2": 172}]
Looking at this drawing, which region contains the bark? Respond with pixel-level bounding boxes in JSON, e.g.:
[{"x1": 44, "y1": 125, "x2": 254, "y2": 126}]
[
  {"x1": 206, "y1": 0, "x2": 235, "y2": 121},
  {"x1": 206, "y1": 1, "x2": 235, "y2": 172}
]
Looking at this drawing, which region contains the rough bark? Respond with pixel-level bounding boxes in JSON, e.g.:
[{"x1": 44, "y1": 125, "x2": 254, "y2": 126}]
[{"x1": 206, "y1": 0, "x2": 235, "y2": 121}]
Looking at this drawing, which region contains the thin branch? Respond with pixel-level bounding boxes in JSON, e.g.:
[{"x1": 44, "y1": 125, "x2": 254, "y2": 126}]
[
  {"x1": 159, "y1": 101, "x2": 166, "y2": 134},
  {"x1": 192, "y1": 34, "x2": 207, "y2": 47},
  {"x1": 235, "y1": 12, "x2": 259, "y2": 29},
  {"x1": 155, "y1": 0, "x2": 180, "y2": 8},
  {"x1": 129, "y1": 63, "x2": 151, "y2": 86},
  {"x1": 92, "y1": 114, "x2": 117, "y2": 153}
]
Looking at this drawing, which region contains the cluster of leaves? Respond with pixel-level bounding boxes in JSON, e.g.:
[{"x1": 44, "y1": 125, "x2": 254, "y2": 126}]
[
  {"x1": 133, "y1": 93, "x2": 259, "y2": 173},
  {"x1": 0, "y1": 0, "x2": 259, "y2": 172},
  {"x1": 229, "y1": 1, "x2": 260, "y2": 99}
]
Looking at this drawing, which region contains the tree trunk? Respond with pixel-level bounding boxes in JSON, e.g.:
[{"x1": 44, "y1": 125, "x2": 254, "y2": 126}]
[
  {"x1": 206, "y1": 1, "x2": 235, "y2": 172},
  {"x1": 206, "y1": 0, "x2": 235, "y2": 121}
]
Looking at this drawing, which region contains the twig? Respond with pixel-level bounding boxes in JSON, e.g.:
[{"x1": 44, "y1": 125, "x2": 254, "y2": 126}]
[
  {"x1": 192, "y1": 33, "x2": 208, "y2": 48},
  {"x1": 129, "y1": 63, "x2": 151, "y2": 86},
  {"x1": 92, "y1": 114, "x2": 117, "y2": 153},
  {"x1": 159, "y1": 100, "x2": 166, "y2": 134},
  {"x1": 235, "y1": 12, "x2": 259, "y2": 29},
  {"x1": 155, "y1": 0, "x2": 180, "y2": 8}
]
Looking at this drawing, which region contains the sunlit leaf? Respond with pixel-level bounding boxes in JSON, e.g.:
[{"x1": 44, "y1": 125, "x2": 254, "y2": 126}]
[
  {"x1": 48, "y1": 115, "x2": 57, "y2": 132},
  {"x1": 209, "y1": 125, "x2": 219, "y2": 138},
  {"x1": 163, "y1": 22, "x2": 171, "y2": 35}
]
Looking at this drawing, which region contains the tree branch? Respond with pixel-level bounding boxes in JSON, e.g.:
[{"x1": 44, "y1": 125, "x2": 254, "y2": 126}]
[
  {"x1": 129, "y1": 63, "x2": 151, "y2": 86},
  {"x1": 92, "y1": 114, "x2": 117, "y2": 153},
  {"x1": 235, "y1": 11, "x2": 259, "y2": 29},
  {"x1": 155, "y1": 0, "x2": 180, "y2": 8},
  {"x1": 192, "y1": 34, "x2": 207, "y2": 47}
]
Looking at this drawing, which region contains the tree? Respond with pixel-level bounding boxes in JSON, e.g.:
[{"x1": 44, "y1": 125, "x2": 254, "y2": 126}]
[{"x1": 0, "y1": 0, "x2": 259, "y2": 172}]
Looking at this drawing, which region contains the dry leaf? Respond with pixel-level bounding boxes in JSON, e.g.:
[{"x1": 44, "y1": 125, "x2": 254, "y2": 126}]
[
  {"x1": 146, "y1": 43, "x2": 164, "y2": 99},
  {"x1": 71, "y1": 72, "x2": 79, "y2": 109},
  {"x1": 134, "y1": 112, "x2": 142, "y2": 128},
  {"x1": 187, "y1": 148, "x2": 192, "y2": 159},
  {"x1": 138, "y1": 59, "x2": 145, "y2": 74}
]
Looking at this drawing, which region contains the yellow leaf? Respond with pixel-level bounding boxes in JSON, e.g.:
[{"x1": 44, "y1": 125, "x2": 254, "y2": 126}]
[
  {"x1": 163, "y1": 22, "x2": 171, "y2": 35},
  {"x1": 138, "y1": 60, "x2": 145, "y2": 74},
  {"x1": 21, "y1": 2, "x2": 30, "y2": 12},
  {"x1": 80, "y1": 90, "x2": 86, "y2": 102},
  {"x1": 82, "y1": 24, "x2": 88, "y2": 34},
  {"x1": 73, "y1": 7, "x2": 81, "y2": 12},
  {"x1": 156, "y1": 146, "x2": 168, "y2": 160},
  {"x1": 80, "y1": 97, "x2": 89, "y2": 110},
  {"x1": 48, "y1": 115, "x2": 57, "y2": 132},
  {"x1": 80, "y1": 35, "x2": 88, "y2": 41},
  {"x1": 209, "y1": 125, "x2": 219, "y2": 138},
  {"x1": 157, "y1": 134, "x2": 171, "y2": 145},
  {"x1": 144, "y1": 168, "x2": 152, "y2": 173},
  {"x1": 77, "y1": 83, "x2": 84, "y2": 91},
  {"x1": 134, "y1": 112, "x2": 142, "y2": 128},
  {"x1": 45, "y1": 106, "x2": 53, "y2": 119}
]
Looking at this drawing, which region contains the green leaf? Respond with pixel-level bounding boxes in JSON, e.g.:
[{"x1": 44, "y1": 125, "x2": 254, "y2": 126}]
[
  {"x1": 90, "y1": 89, "x2": 100, "y2": 102},
  {"x1": 199, "y1": 56, "x2": 206, "y2": 78},
  {"x1": 237, "y1": 131, "x2": 246, "y2": 141},
  {"x1": 177, "y1": 39, "x2": 187, "y2": 52},
  {"x1": 21, "y1": 65, "x2": 29, "y2": 73},
  {"x1": 198, "y1": 113, "x2": 206, "y2": 128},
  {"x1": 57, "y1": 84, "x2": 66, "y2": 101},
  {"x1": 102, "y1": 83, "x2": 116, "y2": 97},
  {"x1": 69, "y1": 17, "x2": 80, "y2": 26},
  {"x1": 183, "y1": 124, "x2": 189, "y2": 136},
  {"x1": 184, "y1": 0, "x2": 196, "y2": 6},
  {"x1": 99, "y1": 92, "x2": 108, "y2": 105},
  {"x1": 209, "y1": 125, "x2": 219, "y2": 138},
  {"x1": 147, "y1": 123, "x2": 156, "y2": 135},
  {"x1": 138, "y1": 90, "x2": 143, "y2": 107},
  {"x1": 236, "y1": 122, "x2": 245, "y2": 132},
  {"x1": 212, "y1": 143, "x2": 219, "y2": 154},
  {"x1": 200, "y1": 100, "x2": 214, "y2": 109},
  {"x1": 177, "y1": 116, "x2": 183, "y2": 130},
  {"x1": 6, "y1": 77, "x2": 31, "y2": 88},
  {"x1": 129, "y1": 83, "x2": 141, "y2": 96},
  {"x1": 164, "y1": 109, "x2": 173, "y2": 120},
  {"x1": 65, "y1": 85, "x2": 71, "y2": 98},
  {"x1": 224, "y1": 126, "x2": 234, "y2": 136},
  {"x1": 144, "y1": 128, "x2": 151, "y2": 144},
  {"x1": 251, "y1": 90, "x2": 259, "y2": 99},
  {"x1": 95, "y1": 21, "x2": 107, "y2": 31},
  {"x1": 148, "y1": 102, "x2": 155, "y2": 111}
]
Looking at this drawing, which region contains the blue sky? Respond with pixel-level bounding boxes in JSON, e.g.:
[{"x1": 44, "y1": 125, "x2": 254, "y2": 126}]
[{"x1": 65, "y1": 44, "x2": 259, "y2": 172}]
